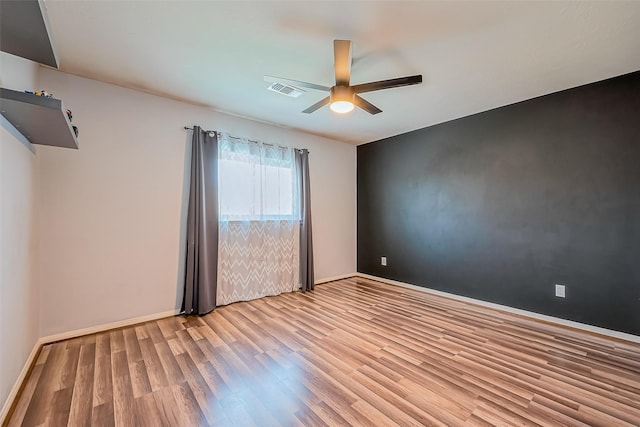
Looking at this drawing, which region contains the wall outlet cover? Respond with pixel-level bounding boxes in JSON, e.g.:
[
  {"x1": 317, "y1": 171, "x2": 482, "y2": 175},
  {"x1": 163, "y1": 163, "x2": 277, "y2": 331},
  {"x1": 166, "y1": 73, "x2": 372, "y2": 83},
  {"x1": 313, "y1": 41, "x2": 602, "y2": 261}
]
[
  {"x1": 381, "y1": 256, "x2": 387, "y2": 266},
  {"x1": 555, "y1": 284, "x2": 566, "y2": 298}
]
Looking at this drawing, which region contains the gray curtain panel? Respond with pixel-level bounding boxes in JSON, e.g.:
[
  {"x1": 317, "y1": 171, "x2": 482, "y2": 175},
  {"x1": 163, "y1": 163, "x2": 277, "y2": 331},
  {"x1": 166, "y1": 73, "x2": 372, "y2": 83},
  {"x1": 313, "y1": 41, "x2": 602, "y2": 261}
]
[
  {"x1": 296, "y1": 149, "x2": 315, "y2": 291},
  {"x1": 182, "y1": 127, "x2": 219, "y2": 315}
]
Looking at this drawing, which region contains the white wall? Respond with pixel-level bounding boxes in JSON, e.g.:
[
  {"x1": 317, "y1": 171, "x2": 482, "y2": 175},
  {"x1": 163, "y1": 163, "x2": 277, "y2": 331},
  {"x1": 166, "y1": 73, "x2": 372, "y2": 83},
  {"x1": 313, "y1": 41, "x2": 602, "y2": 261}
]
[
  {"x1": 0, "y1": 53, "x2": 40, "y2": 412},
  {"x1": 37, "y1": 69, "x2": 356, "y2": 337}
]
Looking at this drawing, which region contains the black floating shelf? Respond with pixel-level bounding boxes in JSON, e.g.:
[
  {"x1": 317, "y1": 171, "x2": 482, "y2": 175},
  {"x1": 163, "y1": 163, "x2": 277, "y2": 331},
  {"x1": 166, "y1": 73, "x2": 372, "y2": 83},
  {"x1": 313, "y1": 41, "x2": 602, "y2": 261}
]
[{"x1": 0, "y1": 88, "x2": 78, "y2": 149}]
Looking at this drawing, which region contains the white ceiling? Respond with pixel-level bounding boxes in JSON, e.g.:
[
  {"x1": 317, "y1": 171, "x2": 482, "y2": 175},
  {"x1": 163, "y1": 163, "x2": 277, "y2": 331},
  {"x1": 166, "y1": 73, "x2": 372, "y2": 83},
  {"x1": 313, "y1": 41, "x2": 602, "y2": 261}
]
[{"x1": 43, "y1": 1, "x2": 640, "y2": 145}]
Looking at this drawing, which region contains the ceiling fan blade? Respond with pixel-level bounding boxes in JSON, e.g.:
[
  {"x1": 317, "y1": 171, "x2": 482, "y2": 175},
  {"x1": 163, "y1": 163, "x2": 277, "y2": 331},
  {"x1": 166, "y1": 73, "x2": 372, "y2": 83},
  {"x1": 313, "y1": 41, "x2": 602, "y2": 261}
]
[
  {"x1": 264, "y1": 75, "x2": 330, "y2": 92},
  {"x1": 333, "y1": 40, "x2": 352, "y2": 86},
  {"x1": 302, "y1": 96, "x2": 331, "y2": 114},
  {"x1": 353, "y1": 95, "x2": 382, "y2": 115},
  {"x1": 352, "y1": 75, "x2": 422, "y2": 94}
]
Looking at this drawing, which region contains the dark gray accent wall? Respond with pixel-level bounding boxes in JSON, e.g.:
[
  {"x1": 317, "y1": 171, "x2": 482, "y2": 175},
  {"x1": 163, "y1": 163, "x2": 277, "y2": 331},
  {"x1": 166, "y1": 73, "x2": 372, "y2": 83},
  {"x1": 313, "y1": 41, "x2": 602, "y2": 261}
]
[{"x1": 357, "y1": 71, "x2": 640, "y2": 335}]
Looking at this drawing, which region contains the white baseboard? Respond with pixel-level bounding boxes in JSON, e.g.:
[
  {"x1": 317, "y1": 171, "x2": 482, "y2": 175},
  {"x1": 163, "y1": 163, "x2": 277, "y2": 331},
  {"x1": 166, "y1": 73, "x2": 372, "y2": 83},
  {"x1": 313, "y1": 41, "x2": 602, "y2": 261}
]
[
  {"x1": 5, "y1": 273, "x2": 636, "y2": 423},
  {"x1": 40, "y1": 309, "x2": 179, "y2": 345},
  {"x1": 354, "y1": 273, "x2": 640, "y2": 344},
  {"x1": 1, "y1": 282, "x2": 343, "y2": 422},
  {"x1": 0, "y1": 338, "x2": 42, "y2": 424},
  {"x1": 37, "y1": 276, "x2": 351, "y2": 345},
  {"x1": 38, "y1": 277, "x2": 351, "y2": 345},
  {"x1": 315, "y1": 273, "x2": 358, "y2": 285},
  {"x1": 2, "y1": 309, "x2": 179, "y2": 423}
]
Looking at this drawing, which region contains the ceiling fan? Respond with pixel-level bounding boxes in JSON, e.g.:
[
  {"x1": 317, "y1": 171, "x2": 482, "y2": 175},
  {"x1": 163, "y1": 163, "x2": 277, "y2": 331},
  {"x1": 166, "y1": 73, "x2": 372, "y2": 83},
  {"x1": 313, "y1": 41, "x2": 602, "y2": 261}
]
[{"x1": 264, "y1": 40, "x2": 422, "y2": 115}]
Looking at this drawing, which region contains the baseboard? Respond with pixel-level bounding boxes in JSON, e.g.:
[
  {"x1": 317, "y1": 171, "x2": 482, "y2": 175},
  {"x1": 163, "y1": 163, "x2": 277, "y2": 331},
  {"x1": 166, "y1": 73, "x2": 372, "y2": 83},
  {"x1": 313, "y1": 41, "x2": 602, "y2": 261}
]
[
  {"x1": 38, "y1": 277, "x2": 352, "y2": 345},
  {"x1": 40, "y1": 309, "x2": 179, "y2": 345},
  {"x1": 3, "y1": 281, "x2": 350, "y2": 422},
  {"x1": 8, "y1": 272, "x2": 635, "y2": 423},
  {"x1": 0, "y1": 338, "x2": 43, "y2": 424},
  {"x1": 315, "y1": 273, "x2": 358, "y2": 285},
  {"x1": 33, "y1": 276, "x2": 348, "y2": 346},
  {"x1": 354, "y1": 273, "x2": 640, "y2": 344},
  {"x1": 2, "y1": 309, "x2": 179, "y2": 423}
]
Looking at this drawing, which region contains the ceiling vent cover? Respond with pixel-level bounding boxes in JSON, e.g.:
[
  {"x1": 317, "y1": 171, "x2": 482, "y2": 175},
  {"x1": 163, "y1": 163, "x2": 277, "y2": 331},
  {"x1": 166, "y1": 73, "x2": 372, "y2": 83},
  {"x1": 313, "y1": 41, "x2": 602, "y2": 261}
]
[{"x1": 267, "y1": 82, "x2": 305, "y2": 98}]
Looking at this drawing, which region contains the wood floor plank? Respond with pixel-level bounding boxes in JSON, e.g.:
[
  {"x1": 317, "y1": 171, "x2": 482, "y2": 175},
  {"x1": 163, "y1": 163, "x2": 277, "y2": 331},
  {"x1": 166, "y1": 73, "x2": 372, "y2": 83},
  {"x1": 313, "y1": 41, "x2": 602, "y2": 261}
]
[
  {"x1": 111, "y1": 350, "x2": 136, "y2": 427},
  {"x1": 6, "y1": 278, "x2": 640, "y2": 426},
  {"x1": 218, "y1": 393, "x2": 258, "y2": 427},
  {"x1": 35, "y1": 345, "x2": 50, "y2": 366},
  {"x1": 92, "y1": 333, "x2": 113, "y2": 408},
  {"x1": 154, "y1": 341, "x2": 185, "y2": 385},
  {"x1": 128, "y1": 359, "x2": 152, "y2": 399},
  {"x1": 91, "y1": 401, "x2": 114, "y2": 427},
  {"x1": 180, "y1": 365, "x2": 226, "y2": 425},
  {"x1": 5, "y1": 363, "x2": 42, "y2": 427},
  {"x1": 109, "y1": 330, "x2": 126, "y2": 354},
  {"x1": 132, "y1": 393, "x2": 165, "y2": 427},
  {"x1": 49, "y1": 386, "x2": 74, "y2": 426},
  {"x1": 149, "y1": 383, "x2": 207, "y2": 427},
  {"x1": 137, "y1": 338, "x2": 169, "y2": 391},
  {"x1": 67, "y1": 343, "x2": 96, "y2": 427},
  {"x1": 19, "y1": 343, "x2": 64, "y2": 426},
  {"x1": 122, "y1": 328, "x2": 142, "y2": 363}
]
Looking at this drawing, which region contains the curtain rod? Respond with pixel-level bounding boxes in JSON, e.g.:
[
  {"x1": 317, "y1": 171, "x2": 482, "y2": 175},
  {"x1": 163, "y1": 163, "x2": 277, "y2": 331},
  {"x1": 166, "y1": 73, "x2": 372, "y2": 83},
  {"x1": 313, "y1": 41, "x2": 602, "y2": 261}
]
[
  {"x1": 184, "y1": 126, "x2": 308, "y2": 152},
  {"x1": 184, "y1": 126, "x2": 215, "y2": 133}
]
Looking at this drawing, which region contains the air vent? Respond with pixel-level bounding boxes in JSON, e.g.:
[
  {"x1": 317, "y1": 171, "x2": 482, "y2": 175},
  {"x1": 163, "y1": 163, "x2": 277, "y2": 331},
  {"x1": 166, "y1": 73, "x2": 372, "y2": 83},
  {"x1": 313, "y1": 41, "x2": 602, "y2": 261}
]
[{"x1": 267, "y1": 82, "x2": 305, "y2": 98}]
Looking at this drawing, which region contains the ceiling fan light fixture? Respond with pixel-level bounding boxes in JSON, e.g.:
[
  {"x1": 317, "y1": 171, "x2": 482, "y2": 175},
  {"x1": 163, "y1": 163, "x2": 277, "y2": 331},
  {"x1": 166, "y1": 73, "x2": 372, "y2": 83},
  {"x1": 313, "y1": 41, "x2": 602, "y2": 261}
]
[
  {"x1": 329, "y1": 85, "x2": 355, "y2": 114},
  {"x1": 330, "y1": 100, "x2": 354, "y2": 114}
]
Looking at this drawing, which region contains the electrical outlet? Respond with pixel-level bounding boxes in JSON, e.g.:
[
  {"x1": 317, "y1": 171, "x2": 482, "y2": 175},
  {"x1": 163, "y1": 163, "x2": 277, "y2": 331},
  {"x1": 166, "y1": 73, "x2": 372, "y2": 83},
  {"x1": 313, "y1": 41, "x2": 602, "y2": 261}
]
[
  {"x1": 555, "y1": 284, "x2": 566, "y2": 298},
  {"x1": 381, "y1": 256, "x2": 387, "y2": 266}
]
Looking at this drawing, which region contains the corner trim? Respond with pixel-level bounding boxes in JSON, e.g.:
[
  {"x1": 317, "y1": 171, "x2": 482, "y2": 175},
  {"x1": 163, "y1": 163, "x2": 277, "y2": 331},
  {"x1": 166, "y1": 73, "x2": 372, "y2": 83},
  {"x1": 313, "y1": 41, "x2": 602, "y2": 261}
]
[
  {"x1": 0, "y1": 338, "x2": 42, "y2": 424},
  {"x1": 40, "y1": 309, "x2": 179, "y2": 345},
  {"x1": 355, "y1": 273, "x2": 640, "y2": 344}
]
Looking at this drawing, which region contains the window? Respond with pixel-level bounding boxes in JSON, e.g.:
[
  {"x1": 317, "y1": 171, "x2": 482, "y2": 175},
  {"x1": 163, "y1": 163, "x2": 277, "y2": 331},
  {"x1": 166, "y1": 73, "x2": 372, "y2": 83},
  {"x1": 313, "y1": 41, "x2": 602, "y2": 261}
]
[{"x1": 218, "y1": 134, "x2": 298, "y2": 221}]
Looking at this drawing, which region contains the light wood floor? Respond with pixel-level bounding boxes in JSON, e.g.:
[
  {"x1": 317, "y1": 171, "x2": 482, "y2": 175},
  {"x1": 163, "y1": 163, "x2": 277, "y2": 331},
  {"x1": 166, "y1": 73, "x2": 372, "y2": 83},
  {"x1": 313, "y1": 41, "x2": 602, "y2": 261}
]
[{"x1": 5, "y1": 277, "x2": 640, "y2": 426}]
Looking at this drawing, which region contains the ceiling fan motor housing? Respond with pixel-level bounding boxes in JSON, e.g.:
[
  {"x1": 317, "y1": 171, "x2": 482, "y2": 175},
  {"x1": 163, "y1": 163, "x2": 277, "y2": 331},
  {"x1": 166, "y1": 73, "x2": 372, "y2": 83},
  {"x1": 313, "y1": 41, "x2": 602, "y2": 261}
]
[{"x1": 330, "y1": 85, "x2": 355, "y2": 104}]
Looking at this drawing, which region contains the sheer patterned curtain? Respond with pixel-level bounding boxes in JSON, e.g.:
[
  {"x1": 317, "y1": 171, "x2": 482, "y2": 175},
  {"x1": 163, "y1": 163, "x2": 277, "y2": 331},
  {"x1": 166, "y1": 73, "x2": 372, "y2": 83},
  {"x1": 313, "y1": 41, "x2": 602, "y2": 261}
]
[{"x1": 216, "y1": 133, "x2": 300, "y2": 305}]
